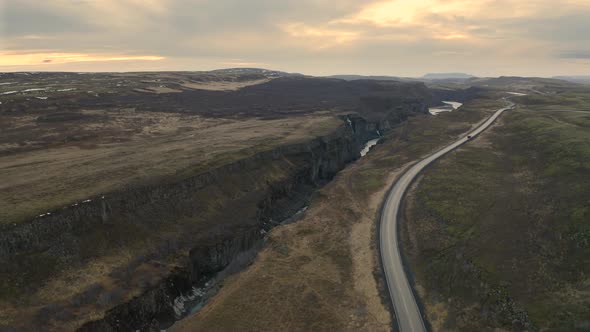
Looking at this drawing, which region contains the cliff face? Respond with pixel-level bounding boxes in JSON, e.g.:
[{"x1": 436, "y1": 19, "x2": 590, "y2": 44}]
[
  {"x1": 0, "y1": 101, "x2": 428, "y2": 331},
  {"x1": 0, "y1": 119, "x2": 368, "y2": 260}
]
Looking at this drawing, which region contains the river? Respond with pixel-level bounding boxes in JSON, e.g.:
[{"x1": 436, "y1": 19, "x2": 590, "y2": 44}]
[
  {"x1": 360, "y1": 138, "x2": 380, "y2": 157},
  {"x1": 428, "y1": 101, "x2": 463, "y2": 115}
]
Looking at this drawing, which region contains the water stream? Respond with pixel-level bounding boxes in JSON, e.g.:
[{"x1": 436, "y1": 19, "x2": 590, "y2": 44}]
[
  {"x1": 428, "y1": 101, "x2": 463, "y2": 115},
  {"x1": 360, "y1": 138, "x2": 380, "y2": 157}
]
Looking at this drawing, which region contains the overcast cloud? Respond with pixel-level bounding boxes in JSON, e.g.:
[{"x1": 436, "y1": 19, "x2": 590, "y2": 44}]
[{"x1": 1, "y1": 0, "x2": 589, "y2": 76}]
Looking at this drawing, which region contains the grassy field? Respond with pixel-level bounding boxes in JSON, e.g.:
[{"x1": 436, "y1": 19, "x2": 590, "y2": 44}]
[
  {"x1": 170, "y1": 96, "x2": 502, "y2": 331},
  {"x1": 2, "y1": 71, "x2": 325, "y2": 225},
  {"x1": 513, "y1": 91, "x2": 590, "y2": 110},
  {"x1": 0, "y1": 110, "x2": 340, "y2": 225},
  {"x1": 403, "y1": 90, "x2": 590, "y2": 330}
]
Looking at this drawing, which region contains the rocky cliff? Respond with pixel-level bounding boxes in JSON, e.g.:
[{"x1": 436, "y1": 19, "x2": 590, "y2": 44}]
[{"x1": 0, "y1": 99, "x2": 428, "y2": 331}]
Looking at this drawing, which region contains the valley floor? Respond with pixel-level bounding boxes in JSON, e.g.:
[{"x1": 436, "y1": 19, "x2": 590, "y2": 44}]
[{"x1": 170, "y1": 98, "x2": 499, "y2": 331}]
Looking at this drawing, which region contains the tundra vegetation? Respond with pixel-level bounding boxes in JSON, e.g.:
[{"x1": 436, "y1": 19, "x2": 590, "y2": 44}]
[
  {"x1": 403, "y1": 87, "x2": 590, "y2": 331},
  {"x1": 0, "y1": 70, "x2": 433, "y2": 330},
  {"x1": 2, "y1": 70, "x2": 587, "y2": 331}
]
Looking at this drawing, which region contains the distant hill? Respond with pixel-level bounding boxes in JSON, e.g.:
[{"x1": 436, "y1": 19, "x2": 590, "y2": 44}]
[
  {"x1": 328, "y1": 75, "x2": 419, "y2": 82},
  {"x1": 553, "y1": 76, "x2": 590, "y2": 85},
  {"x1": 329, "y1": 73, "x2": 475, "y2": 81},
  {"x1": 423, "y1": 73, "x2": 475, "y2": 80},
  {"x1": 210, "y1": 68, "x2": 296, "y2": 78},
  {"x1": 331, "y1": 74, "x2": 400, "y2": 81},
  {"x1": 470, "y1": 76, "x2": 576, "y2": 87}
]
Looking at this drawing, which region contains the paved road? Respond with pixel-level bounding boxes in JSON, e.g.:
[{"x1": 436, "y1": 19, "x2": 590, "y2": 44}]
[{"x1": 379, "y1": 100, "x2": 515, "y2": 332}]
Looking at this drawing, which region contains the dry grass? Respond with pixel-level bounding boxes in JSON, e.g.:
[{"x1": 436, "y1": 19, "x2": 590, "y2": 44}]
[
  {"x1": 0, "y1": 110, "x2": 341, "y2": 224},
  {"x1": 180, "y1": 79, "x2": 270, "y2": 91},
  {"x1": 171, "y1": 147, "x2": 398, "y2": 332},
  {"x1": 170, "y1": 98, "x2": 495, "y2": 331},
  {"x1": 0, "y1": 89, "x2": 498, "y2": 330},
  {"x1": 1, "y1": 148, "x2": 304, "y2": 331}
]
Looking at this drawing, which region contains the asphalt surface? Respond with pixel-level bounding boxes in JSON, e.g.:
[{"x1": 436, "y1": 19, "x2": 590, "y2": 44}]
[{"x1": 379, "y1": 100, "x2": 515, "y2": 332}]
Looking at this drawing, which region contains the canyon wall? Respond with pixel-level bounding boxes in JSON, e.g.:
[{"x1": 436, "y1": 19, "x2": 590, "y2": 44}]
[{"x1": 0, "y1": 100, "x2": 428, "y2": 331}]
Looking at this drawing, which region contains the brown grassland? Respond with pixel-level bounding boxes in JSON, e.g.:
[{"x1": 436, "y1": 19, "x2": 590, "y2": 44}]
[
  {"x1": 171, "y1": 97, "x2": 500, "y2": 331},
  {"x1": 0, "y1": 110, "x2": 340, "y2": 225}
]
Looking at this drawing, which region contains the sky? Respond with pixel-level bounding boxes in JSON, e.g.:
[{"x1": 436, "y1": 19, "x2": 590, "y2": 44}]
[{"x1": 1, "y1": 0, "x2": 589, "y2": 77}]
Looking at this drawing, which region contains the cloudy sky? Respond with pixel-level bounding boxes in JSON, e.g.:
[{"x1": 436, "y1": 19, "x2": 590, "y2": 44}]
[{"x1": 1, "y1": 0, "x2": 589, "y2": 76}]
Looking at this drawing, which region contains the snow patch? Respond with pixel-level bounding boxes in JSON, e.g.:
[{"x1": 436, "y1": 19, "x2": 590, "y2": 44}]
[
  {"x1": 507, "y1": 92, "x2": 526, "y2": 96},
  {"x1": 22, "y1": 88, "x2": 47, "y2": 92}
]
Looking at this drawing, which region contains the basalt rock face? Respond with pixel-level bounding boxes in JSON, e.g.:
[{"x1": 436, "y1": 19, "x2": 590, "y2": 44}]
[
  {"x1": 0, "y1": 126, "x2": 355, "y2": 261},
  {"x1": 76, "y1": 122, "x2": 373, "y2": 332},
  {"x1": 79, "y1": 269, "x2": 192, "y2": 332},
  {"x1": 1, "y1": 101, "x2": 427, "y2": 331}
]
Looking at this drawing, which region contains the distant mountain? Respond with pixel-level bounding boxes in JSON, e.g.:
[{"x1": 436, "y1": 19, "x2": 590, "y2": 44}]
[
  {"x1": 328, "y1": 75, "x2": 419, "y2": 82},
  {"x1": 553, "y1": 76, "x2": 590, "y2": 85},
  {"x1": 423, "y1": 73, "x2": 475, "y2": 80},
  {"x1": 330, "y1": 74, "x2": 400, "y2": 81}
]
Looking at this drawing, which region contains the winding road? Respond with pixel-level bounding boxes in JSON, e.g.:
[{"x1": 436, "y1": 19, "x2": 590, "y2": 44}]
[{"x1": 379, "y1": 99, "x2": 515, "y2": 332}]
